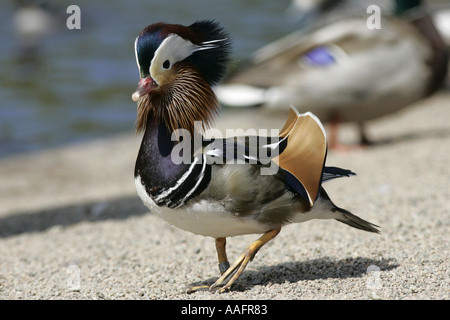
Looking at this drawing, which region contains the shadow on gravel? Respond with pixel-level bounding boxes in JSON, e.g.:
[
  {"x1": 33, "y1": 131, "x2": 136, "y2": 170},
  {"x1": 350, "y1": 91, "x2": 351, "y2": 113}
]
[
  {"x1": 0, "y1": 196, "x2": 149, "y2": 238},
  {"x1": 188, "y1": 257, "x2": 399, "y2": 293}
]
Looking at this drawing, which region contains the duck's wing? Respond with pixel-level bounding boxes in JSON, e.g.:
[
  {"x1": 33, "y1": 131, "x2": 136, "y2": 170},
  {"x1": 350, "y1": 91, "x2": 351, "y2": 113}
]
[
  {"x1": 202, "y1": 133, "x2": 287, "y2": 166},
  {"x1": 272, "y1": 108, "x2": 327, "y2": 207},
  {"x1": 202, "y1": 108, "x2": 329, "y2": 208}
]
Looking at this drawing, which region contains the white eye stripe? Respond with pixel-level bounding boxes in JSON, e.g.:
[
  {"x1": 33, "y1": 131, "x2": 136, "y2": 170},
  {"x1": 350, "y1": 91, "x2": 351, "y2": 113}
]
[
  {"x1": 150, "y1": 34, "x2": 196, "y2": 81},
  {"x1": 151, "y1": 35, "x2": 226, "y2": 70},
  {"x1": 135, "y1": 34, "x2": 227, "y2": 75},
  {"x1": 152, "y1": 35, "x2": 196, "y2": 67},
  {"x1": 148, "y1": 34, "x2": 226, "y2": 84}
]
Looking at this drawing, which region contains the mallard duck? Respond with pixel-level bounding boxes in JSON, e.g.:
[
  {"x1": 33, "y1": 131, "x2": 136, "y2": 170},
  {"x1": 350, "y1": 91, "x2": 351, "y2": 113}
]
[
  {"x1": 215, "y1": 0, "x2": 448, "y2": 147},
  {"x1": 131, "y1": 20, "x2": 379, "y2": 293}
]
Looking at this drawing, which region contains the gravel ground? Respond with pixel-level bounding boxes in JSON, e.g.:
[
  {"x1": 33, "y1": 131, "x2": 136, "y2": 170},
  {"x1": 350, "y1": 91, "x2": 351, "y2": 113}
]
[{"x1": 0, "y1": 92, "x2": 449, "y2": 300}]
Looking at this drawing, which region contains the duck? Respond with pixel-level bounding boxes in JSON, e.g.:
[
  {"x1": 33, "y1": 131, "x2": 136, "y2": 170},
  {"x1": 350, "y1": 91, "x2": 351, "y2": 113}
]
[
  {"x1": 131, "y1": 20, "x2": 379, "y2": 293},
  {"x1": 215, "y1": 0, "x2": 448, "y2": 147}
]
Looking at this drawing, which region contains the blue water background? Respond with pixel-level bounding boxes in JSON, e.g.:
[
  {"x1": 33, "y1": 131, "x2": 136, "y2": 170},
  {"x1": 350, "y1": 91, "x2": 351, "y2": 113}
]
[{"x1": 0, "y1": 0, "x2": 295, "y2": 158}]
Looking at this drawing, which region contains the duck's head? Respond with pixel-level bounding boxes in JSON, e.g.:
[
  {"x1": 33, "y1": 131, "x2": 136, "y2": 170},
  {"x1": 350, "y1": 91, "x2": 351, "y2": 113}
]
[{"x1": 132, "y1": 20, "x2": 231, "y2": 134}]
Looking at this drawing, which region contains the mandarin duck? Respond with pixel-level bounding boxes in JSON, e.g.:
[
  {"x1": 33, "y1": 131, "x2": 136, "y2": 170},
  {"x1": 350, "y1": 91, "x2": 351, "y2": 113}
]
[
  {"x1": 215, "y1": 0, "x2": 448, "y2": 148},
  {"x1": 131, "y1": 20, "x2": 379, "y2": 293}
]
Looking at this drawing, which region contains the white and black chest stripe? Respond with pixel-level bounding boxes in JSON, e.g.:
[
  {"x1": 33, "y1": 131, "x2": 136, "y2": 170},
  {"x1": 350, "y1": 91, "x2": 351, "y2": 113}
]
[{"x1": 138, "y1": 152, "x2": 211, "y2": 209}]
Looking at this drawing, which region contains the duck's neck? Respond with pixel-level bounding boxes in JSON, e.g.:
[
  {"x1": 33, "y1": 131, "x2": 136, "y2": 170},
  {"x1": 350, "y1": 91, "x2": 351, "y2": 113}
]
[{"x1": 394, "y1": 0, "x2": 421, "y2": 16}]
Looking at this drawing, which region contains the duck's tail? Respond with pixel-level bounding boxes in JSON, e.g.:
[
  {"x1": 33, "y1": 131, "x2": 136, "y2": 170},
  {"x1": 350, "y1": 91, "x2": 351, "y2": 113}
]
[{"x1": 334, "y1": 207, "x2": 380, "y2": 234}]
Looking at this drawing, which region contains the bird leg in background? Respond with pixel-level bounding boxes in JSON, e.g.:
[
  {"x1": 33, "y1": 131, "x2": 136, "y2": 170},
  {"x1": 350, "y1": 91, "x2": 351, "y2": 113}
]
[
  {"x1": 328, "y1": 113, "x2": 343, "y2": 150},
  {"x1": 328, "y1": 114, "x2": 371, "y2": 150},
  {"x1": 357, "y1": 122, "x2": 373, "y2": 146},
  {"x1": 210, "y1": 227, "x2": 281, "y2": 292}
]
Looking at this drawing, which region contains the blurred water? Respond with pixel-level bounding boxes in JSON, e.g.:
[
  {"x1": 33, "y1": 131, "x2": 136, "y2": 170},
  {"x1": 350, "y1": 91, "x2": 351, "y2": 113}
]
[{"x1": 0, "y1": 0, "x2": 295, "y2": 158}]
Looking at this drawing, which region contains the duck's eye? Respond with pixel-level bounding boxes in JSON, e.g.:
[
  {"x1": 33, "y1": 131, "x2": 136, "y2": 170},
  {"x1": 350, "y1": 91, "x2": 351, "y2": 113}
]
[{"x1": 163, "y1": 60, "x2": 170, "y2": 69}]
